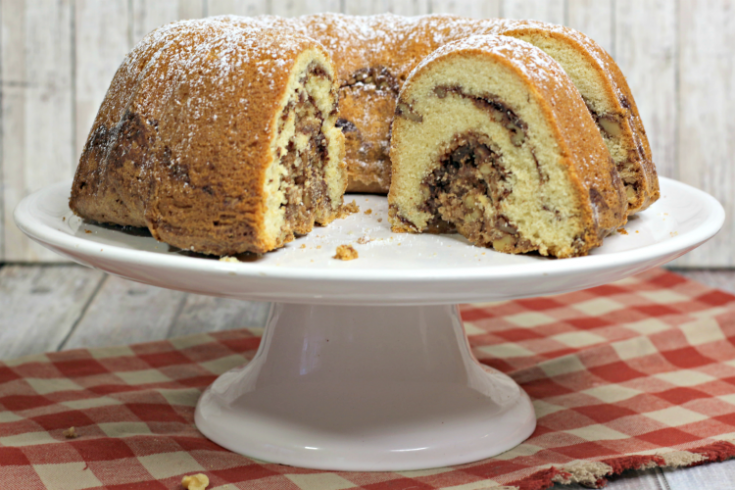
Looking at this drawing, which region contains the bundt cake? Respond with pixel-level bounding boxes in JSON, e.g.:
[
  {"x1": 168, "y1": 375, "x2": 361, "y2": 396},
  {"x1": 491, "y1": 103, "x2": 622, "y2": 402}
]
[
  {"x1": 284, "y1": 14, "x2": 658, "y2": 214},
  {"x1": 70, "y1": 18, "x2": 346, "y2": 255},
  {"x1": 70, "y1": 13, "x2": 657, "y2": 256},
  {"x1": 388, "y1": 36, "x2": 627, "y2": 258}
]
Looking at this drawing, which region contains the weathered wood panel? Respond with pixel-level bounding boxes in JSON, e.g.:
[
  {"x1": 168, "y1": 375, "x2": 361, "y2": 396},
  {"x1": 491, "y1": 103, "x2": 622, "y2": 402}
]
[
  {"x1": 388, "y1": 0, "x2": 430, "y2": 16},
  {"x1": 62, "y1": 273, "x2": 269, "y2": 350},
  {"x1": 0, "y1": 265, "x2": 105, "y2": 359},
  {"x1": 1, "y1": 0, "x2": 75, "y2": 262},
  {"x1": 169, "y1": 295, "x2": 270, "y2": 338},
  {"x1": 343, "y1": 0, "x2": 429, "y2": 16},
  {"x1": 674, "y1": 0, "x2": 734, "y2": 268},
  {"x1": 206, "y1": 0, "x2": 266, "y2": 16},
  {"x1": 430, "y1": 0, "x2": 501, "y2": 19},
  {"x1": 132, "y1": 0, "x2": 205, "y2": 42},
  {"x1": 500, "y1": 0, "x2": 565, "y2": 24},
  {"x1": 674, "y1": 269, "x2": 735, "y2": 296},
  {"x1": 566, "y1": 0, "x2": 613, "y2": 56},
  {"x1": 62, "y1": 275, "x2": 187, "y2": 349},
  {"x1": 614, "y1": 0, "x2": 677, "y2": 182},
  {"x1": 271, "y1": 0, "x2": 341, "y2": 16},
  {"x1": 74, "y1": 0, "x2": 131, "y2": 163}
]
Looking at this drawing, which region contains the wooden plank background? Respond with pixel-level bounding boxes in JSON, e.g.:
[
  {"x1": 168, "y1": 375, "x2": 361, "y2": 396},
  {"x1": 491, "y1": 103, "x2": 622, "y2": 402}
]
[{"x1": 1, "y1": 0, "x2": 731, "y2": 266}]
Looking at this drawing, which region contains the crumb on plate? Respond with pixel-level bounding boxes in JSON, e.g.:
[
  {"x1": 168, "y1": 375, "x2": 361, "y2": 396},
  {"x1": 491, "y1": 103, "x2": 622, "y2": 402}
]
[
  {"x1": 299, "y1": 244, "x2": 306, "y2": 249},
  {"x1": 219, "y1": 256, "x2": 239, "y2": 263},
  {"x1": 617, "y1": 228, "x2": 628, "y2": 235},
  {"x1": 377, "y1": 218, "x2": 383, "y2": 223},
  {"x1": 182, "y1": 473, "x2": 209, "y2": 490},
  {"x1": 364, "y1": 208, "x2": 372, "y2": 215},
  {"x1": 339, "y1": 199, "x2": 359, "y2": 217},
  {"x1": 63, "y1": 427, "x2": 78, "y2": 439},
  {"x1": 356, "y1": 236, "x2": 371, "y2": 245},
  {"x1": 334, "y1": 244, "x2": 358, "y2": 261},
  {"x1": 84, "y1": 229, "x2": 92, "y2": 234}
]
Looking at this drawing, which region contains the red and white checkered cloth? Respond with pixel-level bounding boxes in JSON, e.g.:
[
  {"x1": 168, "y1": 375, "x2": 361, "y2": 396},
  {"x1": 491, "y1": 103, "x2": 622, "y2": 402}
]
[{"x1": 2, "y1": 268, "x2": 735, "y2": 490}]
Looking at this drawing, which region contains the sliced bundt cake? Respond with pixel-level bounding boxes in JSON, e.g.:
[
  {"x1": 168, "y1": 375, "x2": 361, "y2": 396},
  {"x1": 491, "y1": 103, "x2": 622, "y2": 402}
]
[
  {"x1": 492, "y1": 20, "x2": 660, "y2": 214},
  {"x1": 388, "y1": 35, "x2": 627, "y2": 258},
  {"x1": 70, "y1": 18, "x2": 346, "y2": 255}
]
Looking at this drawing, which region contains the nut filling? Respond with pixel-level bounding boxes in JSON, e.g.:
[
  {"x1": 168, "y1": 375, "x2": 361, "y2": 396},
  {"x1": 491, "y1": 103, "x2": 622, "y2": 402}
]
[
  {"x1": 584, "y1": 102, "x2": 642, "y2": 204},
  {"x1": 419, "y1": 131, "x2": 535, "y2": 253},
  {"x1": 277, "y1": 63, "x2": 332, "y2": 236}
]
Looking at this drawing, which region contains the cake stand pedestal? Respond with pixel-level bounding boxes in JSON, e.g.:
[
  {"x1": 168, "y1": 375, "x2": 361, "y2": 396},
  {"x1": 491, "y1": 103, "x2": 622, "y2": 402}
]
[
  {"x1": 196, "y1": 303, "x2": 535, "y2": 470},
  {"x1": 14, "y1": 177, "x2": 724, "y2": 471}
]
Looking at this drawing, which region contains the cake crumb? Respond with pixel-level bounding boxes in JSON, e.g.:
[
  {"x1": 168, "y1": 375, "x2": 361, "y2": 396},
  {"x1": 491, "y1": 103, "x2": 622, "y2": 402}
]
[
  {"x1": 220, "y1": 256, "x2": 239, "y2": 263},
  {"x1": 670, "y1": 231, "x2": 678, "y2": 237},
  {"x1": 62, "y1": 217, "x2": 66, "y2": 221},
  {"x1": 377, "y1": 218, "x2": 383, "y2": 223},
  {"x1": 364, "y1": 209, "x2": 372, "y2": 215},
  {"x1": 299, "y1": 244, "x2": 306, "y2": 249},
  {"x1": 356, "y1": 236, "x2": 371, "y2": 245},
  {"x1": 182, "y1": 474, "x2": 209, "y2": 490},
  {"x1": 63, "y1": 427, "x2": 78, "y2": 439},
  {"x1": 84, "y1": 229, "x2": 92, "y2": 234},
  {"x1": 339, "y1": 199, "x2": 359, "y2": 217},
  {"x1": 334, "y1": 244, "x2": 358, "y2": 261},
  {"x1": 316, "y1": 245, "x2": 322, "y2": 249},
  {"x1": 617, "y1": 228, "x2": 628, "y2": 235}
]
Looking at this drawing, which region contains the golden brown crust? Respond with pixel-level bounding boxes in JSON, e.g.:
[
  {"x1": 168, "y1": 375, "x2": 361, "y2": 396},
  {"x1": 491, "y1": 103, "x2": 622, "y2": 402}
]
[
  {"x1": 472, "y1": 20, "x2": 659, "y2": 214},
  {"x1": 388, "y1": 35, "x2": 627, "y2": 257},
  {"x1": 71, "y1": 18, "x2": 340, "y2": 255},
  {"x1": 294, "y1": 14, "x2": 657, "y2": 211},
  {"x1": 71, "y1": 13, "x2": 655, "y2": 257}
]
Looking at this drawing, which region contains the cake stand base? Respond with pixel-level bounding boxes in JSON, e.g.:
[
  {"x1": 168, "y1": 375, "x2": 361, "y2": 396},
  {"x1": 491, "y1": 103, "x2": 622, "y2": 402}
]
[{"x1": 195, "y1": 303, "x2": 536, "y2": 471}]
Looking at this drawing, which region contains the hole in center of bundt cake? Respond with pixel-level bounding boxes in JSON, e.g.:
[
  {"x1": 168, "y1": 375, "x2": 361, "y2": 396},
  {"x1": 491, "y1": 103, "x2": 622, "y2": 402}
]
[
  {"x1": 337, "y1": 66, "x2": 399, "y2": 192},
  {"x1": 275, "y1": 62, "x2": 333, "y2": 237},
  {"x1": 420, "y1": 131, "x2": 534, "y2": 253}
]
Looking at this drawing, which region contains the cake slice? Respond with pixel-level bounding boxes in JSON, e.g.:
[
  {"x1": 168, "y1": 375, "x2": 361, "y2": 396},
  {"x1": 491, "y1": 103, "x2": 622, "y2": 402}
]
[
  {"x1": 70, "y1": 18, "x2": 346, "y2": 255},
  {"x1": 388, "y1": 35, "x2": 627, "y2": 258},
  {"x1": 493, "y1": 20, "x2": 660, "y2": 214}
]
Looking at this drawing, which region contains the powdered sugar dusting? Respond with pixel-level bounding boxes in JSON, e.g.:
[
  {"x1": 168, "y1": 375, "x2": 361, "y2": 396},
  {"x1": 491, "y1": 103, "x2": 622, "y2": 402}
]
[{"x1": 79, "y1": 13, "x2": 633, "y2": 232}]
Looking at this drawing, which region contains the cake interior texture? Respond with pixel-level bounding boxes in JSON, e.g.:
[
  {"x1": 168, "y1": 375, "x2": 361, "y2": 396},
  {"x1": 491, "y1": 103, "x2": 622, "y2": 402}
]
[
  {"x1": 273, "y1": 14, "x2": 658, "y2": 211},
  {"x1": 69, "y1": 19, "x2": 346, "y2": 256},
  {"x1": 501, "y1": 27, "x2": 659, "y2": 213},
  {"x1": 262, "y1": 49, "x2": 346, "y2": 249},
  {"x1": 389, "y1": 37, "x2": 627, "y2": 258}
]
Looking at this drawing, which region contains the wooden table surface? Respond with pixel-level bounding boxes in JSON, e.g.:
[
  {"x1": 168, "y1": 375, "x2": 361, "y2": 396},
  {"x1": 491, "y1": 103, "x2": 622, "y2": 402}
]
[{"x1": 1, "y1": 265, "x2": 733, "y2": 489}]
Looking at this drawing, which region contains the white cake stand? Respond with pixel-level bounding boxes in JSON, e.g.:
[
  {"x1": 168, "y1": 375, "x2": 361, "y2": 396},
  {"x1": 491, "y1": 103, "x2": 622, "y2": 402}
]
[{"x1": 15, "y1": 177, "x2": 724, "y2": 471}]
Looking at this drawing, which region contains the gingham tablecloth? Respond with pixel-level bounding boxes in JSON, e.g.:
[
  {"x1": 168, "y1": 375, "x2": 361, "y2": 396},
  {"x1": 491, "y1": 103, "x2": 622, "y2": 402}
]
[{"x1": 2, "y1": 268, "x2": 735, "y2": 490}]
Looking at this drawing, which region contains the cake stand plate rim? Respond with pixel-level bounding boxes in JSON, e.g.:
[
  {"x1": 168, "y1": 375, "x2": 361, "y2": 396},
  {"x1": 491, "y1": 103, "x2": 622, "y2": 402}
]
[{"x1": 14, "y1": 177, "x2": 724, "y2": 304}]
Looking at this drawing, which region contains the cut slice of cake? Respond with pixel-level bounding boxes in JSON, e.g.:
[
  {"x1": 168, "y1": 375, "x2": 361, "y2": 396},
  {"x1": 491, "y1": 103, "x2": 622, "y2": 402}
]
[
  {"x1": 388, "y1": 35, "x2": 627, "y2": 258},
  {"x1": 70, "y1": 18, "x2": 346, "y2": 255},
  {"x1": 493, "y1": 20, "x2": 660, "y2": 214}
]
